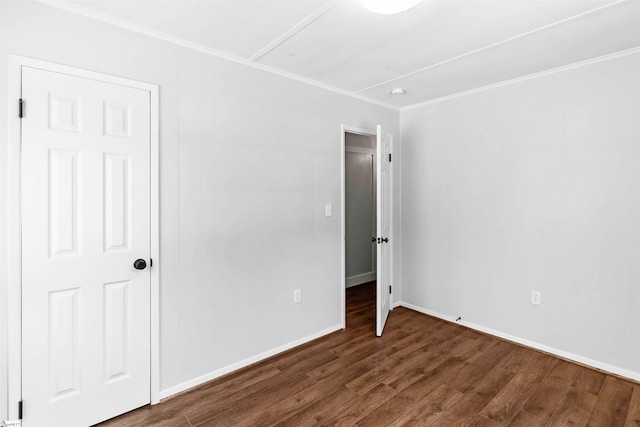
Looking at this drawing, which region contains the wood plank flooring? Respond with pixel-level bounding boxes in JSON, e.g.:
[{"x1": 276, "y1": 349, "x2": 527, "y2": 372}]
[{"x1": 97, "y1": 282, "x2": 640, "y2": 426}]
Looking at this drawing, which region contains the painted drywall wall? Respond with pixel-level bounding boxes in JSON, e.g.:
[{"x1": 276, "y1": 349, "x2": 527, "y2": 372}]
[
  {"x1": 345, "y1": 149, "x2": 376, "y2": 285},
  {"x1": 0, "y1": 0, "x2": 400, "y2": 415},
  {"x1": 400, "y1": 51, "x2": 640, "y2": 376}
]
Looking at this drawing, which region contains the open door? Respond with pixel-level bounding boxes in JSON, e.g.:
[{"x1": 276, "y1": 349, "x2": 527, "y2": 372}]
[{"x1": 376, "y1": 125, "x2": 392, "y2": 336}]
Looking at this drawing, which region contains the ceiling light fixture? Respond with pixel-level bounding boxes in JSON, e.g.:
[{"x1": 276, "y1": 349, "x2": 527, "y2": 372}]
[
  {"x1": 391, "y1": 88, "x2": 406, "y2": 95},
  {"x1": 360, "y1": 0, "x2": 421, "y2": 15}
]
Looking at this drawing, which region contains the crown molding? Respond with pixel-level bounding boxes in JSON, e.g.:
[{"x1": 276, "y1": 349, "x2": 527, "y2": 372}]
[
  {"x1": 35, "y1": 0, "x2": 401, "y2": 112},
  {"x1": 31, "y1": 0, "x2": 637, "y2": 113},
  {"x1": 401, "y1": 46, "x2": 640, "y2": 112}
]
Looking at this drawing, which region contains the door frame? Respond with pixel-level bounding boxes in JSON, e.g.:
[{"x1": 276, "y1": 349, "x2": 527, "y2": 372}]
[
  {"x1": 4, "y1": 55, "x2": 161, "y2": 420},
  {"x1": 340, "y1": 125, "x2": 393, "y2": 329}
]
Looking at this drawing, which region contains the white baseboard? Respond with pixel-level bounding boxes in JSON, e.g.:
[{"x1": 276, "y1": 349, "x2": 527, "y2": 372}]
[
  {"x1": 346, "y1": 272, "x2": 376, "y2": 288},
  {"x1": 158, "y1": 323, "x2": 343, "y2": 401},
  {"x1": 399, "y1": 302, "x2": 640, "y2": 382}
]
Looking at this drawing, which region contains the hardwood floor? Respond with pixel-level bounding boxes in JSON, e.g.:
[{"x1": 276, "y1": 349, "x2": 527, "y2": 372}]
[{"x1": 98, "y1": 282, "x2": 640, "y2": 426}]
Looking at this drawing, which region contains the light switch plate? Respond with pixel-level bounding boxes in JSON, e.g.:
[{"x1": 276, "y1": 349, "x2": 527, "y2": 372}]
[
  {"x1": 325, "y1": 204, "x2": 332, "y2": 217},
  {"x1": 531, "y1": 290, "x2": 541, "y2": 305}
]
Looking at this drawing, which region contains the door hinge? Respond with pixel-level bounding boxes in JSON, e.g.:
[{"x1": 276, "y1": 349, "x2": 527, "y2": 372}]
[
  {"x1": 389, "y1": 285, "x2": 392, "y2": 294},
  {"x1": 18, "y1": 99, "x2": 24, "y2": 118},
  {"x1": 150, "y1": 258, "x2": 153, "y2": 267},
  {"x1": 388, "y1": 153, "x2": 392, "y2": 162},
  {"x1": 0, "y1": 401, "x2": 22, "y2": 426}
]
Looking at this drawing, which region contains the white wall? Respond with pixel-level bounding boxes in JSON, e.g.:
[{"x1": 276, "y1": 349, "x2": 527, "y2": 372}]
[
  {"x1": 0, "y1": 0, "x2": 399, "y2": 417},
  {"x1": 400, "y1": 51, "x2": 640, "y2": 377}
]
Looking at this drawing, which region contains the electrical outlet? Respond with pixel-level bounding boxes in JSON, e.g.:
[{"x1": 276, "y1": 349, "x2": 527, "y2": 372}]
[
  {"x1": 531, "y1": 290, "x2": 541, "y2": 306},
  {"x1": 293, "y1": 289, "x2": 301, "y2": 304}
]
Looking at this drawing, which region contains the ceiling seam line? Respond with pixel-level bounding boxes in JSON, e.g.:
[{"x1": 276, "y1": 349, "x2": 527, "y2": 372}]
[
  {"x1": 248, "y1": 1, "x2": 338, "y2": 63},
  {"x1": 354, "y1": 0, "x2": 629, "y2": 94}
]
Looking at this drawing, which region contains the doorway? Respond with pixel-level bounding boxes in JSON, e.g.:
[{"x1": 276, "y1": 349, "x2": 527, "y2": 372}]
[
  {"x1": 345, "y1": 132, "x2": 377, "y2": 289},
  {"x1": 341, "y1": 125, "x2": 393, "y2": 336}
]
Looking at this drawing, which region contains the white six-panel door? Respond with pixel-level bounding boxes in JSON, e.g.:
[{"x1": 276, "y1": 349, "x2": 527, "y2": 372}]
[
  {"x1": 21, "y1": 67, "x2": 151, "y2": 427},
  {"x1": 376, "y1": 125, "x2": 392, "y2": 337}
]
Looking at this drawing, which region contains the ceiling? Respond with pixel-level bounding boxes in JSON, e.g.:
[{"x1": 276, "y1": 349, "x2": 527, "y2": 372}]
[{"x1": 54, "y1": 0, "x2": 640, "y2": 109}]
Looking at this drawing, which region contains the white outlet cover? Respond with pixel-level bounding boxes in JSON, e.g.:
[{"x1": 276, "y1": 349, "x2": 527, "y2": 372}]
[
  {"x1": 325, "y1": 204, "x2": 332, "y2": 217},
  {"x1": 293, "y1": 289, "x2": 301, "y2": 303}
]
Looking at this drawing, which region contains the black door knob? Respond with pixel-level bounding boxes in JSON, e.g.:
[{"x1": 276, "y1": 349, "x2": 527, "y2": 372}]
[
  {"x1": 133, "y1": 259, "x2": 147, "y2": 270},
  {"x1": 382, "y1": 237, "x2": 389, "y2": 243},
  {"x1": 371, "y1": 237, "x2": 376, "y2": 243}
]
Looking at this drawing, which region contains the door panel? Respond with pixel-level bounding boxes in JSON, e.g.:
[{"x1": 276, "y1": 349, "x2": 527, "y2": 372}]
[
  {"x1": 104, "y1": 153, "x2": 132, "y2": 251},
  {"x1": 48, "y1": 150, "x2": 80, "y2": 256},
  {"x1": 21, "y1": 67, "x2": 151, "y2": 427},
  {"x1": 48, "y1": 288, "x2": 81, "y2": 400},
  {"x1": 376, "y1": 125, "x2": 392, "y2": 337},
  {"x1": 103, "y1": 280, "x2": 131, "y2": 383}
]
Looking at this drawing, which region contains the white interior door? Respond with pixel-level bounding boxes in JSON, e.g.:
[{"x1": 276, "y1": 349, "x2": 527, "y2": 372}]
[
  {"x1": 21, "y1": 67, "x2": 151, "y2": 427},
  {"x1": 376, "y1": 125, "x2": 392, "y2": 337}
]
